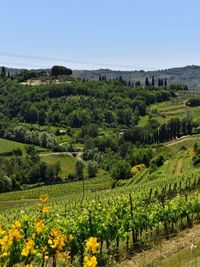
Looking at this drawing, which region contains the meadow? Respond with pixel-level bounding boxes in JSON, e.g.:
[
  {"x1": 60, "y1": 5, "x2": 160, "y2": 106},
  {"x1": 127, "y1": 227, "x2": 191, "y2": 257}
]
[
  {"x1": 0, "y1": 138, "x2": 46, "y2": 154},
  {"x1": 139, "y1": 93, "x2": 200, "y2": 127}
]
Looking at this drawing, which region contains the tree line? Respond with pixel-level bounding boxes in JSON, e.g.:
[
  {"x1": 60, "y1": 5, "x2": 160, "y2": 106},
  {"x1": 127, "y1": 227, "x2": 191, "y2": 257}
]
[{"x1": 124, "y1": 117, "x2": 193, "y2": 144}]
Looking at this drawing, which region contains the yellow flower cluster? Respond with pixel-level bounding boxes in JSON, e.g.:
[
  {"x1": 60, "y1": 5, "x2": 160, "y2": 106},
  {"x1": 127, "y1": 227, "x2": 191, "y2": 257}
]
[
  {"x1": 131, "y1": 163, "x2": 146, "y2": 175},
  {"x1": 21, "y1": 237, "x2": 36, "y2": 257},
  {"x1": 48, "y1": 228, "x2": 66, "y2": 253},
  {"x1": 0, "y1": 195, "x2": 98, "y2": 267},
  {"x1": 35, "y1": 219, "x2": 44, "y2": 234},
  {"x1": 42, "y1": 206, "x2": 50, "y2": 213},
  {"x1": 189, "y1": 148, "x2": 196, "y2": 159},
  {"x1": 84, "y1": 237, "x2": 99, "y2": 267},
  {"x1": 0, "y1": 221, "x2": 21, "y2": 257},
  {"x1": 39, "y1": 194, "x2": 49, "y2": 202},
  {"x1": 85, "y1": 237, "x2": 100, "y2": 254},
  {"x1": 84, "y1": 255, "x2": 97, "y2": 267}
]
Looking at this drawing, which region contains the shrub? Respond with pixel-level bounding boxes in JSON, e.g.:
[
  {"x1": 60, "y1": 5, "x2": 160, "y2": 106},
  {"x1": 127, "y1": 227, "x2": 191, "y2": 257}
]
[{"x1": 111, "y1": 160, "x2": 131, "y2": 180}]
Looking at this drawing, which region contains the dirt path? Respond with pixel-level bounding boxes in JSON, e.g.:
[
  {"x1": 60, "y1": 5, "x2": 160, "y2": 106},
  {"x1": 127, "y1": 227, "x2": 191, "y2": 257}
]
[
  {"x1": 39, "y1": 151, "x2": 83, "y2": 160},
  {"x1": 118, "y1": 223, "x2": 200, "y2": 267},
  {"x1": 175, "y1": 159, "x2": 183, "y2": 175},
  {"x1": 165, "y1": 135, "x2": 200, "y2": 147}
]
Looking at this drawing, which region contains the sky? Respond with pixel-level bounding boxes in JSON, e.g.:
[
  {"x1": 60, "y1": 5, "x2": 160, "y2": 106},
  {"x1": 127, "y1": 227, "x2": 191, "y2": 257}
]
[{"x1": 0, "y1": 0, "x2": 200, "y2": 70}]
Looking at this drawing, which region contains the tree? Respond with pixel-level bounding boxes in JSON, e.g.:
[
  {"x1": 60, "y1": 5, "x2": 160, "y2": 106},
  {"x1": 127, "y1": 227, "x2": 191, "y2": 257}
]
[
  {"x1": 26, "y1": 145, "x2": 39, "y2": 162},
  {"x1": 26, "y1": 105, "x2": 38, "y2": 123},
  {"x1": 87, "y1": 161, "x2": 98, "y2": 178},
  {"x1": 135, "y1": 81, "x2": 141, "y2": 87},
  {"x1": 51, "y1": 65, "x2": 73, "y2": 76},
  {"x1": 185, "y1": 97, "x2": 200, "y2": 107},
  {"x1": 38, "y1": 109, "x2": 46, "y2": 125},
  {"x1": 158, "y1": 79, "x2": 164, "y2": 87},
  {"x1": 151, "y1": 76, "x2": 155, "y2": 86},
  {"x1": 145, "y1": 77, "x2": 150, "y2": 86},
  {"x1": 111, "y1": 160, "x2": 131, "y2": 180},
  {"x1": 75, "y1": 160, "x2": 84, "y2": 180},
  {"x1": 164, "y1": 78, "x2": 167, "y2": 88},
  {"x1": 1, "y1": 66, "x2": 6, "y2": 77}
]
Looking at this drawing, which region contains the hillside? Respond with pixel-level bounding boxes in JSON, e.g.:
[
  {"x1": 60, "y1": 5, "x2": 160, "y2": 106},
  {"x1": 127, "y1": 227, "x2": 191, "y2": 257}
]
[
  {"x1": 3, "y1": 65, "x2": 200, "y2": 90},
  {"x1": 73, "y1": 65, "x2": 200, "y2": 90},
  {"x1": 0, "y1": 76, "x2": 200, "y2": 266}
]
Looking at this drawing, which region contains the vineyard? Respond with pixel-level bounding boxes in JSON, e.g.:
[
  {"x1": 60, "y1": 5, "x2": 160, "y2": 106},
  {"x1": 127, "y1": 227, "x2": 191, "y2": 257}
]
[
  {"x1": 0, "y1": 76, "x2": 200, "y2": 266},
  {"x1": 1, "y1": 162, "x2": 200, "y2": 266},
  {"x1": 0, "y1": 135, "x2": 200, "y2": 265}
]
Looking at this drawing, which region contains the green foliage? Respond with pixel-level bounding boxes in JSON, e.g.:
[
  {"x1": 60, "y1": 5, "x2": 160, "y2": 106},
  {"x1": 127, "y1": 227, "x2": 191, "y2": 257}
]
[
  {"x1": 87, "y1": 161, "x2": 98, "y2": 178},
  {"x1": 193, "y1": 144, "x2": 200, "y2": 166},
  {"x1": 16, "y1": 69, "x2": 37, "y2": 82},
  {"x1": 75, "y1": 160, "x2": 84, "y2": 180},
  {"x1": 0, "y1": 79, "x2": 173, "y2": 129},
  {"x1": 169, "y1": 83, "x2": 188, "y2": 91},
  {"x1": 150, "y1": 155, "x2": 165, "y2": 170},
  {"x1": 124, "y1": 117, "x2": 193, "y2": 144},
  {"x1": 111, "y1": 160, "x2": 131, "y2": 180},
  {"x1": 185, "y1": 97, "x2": 200, "y2": 107},
  {"x1": 51, "y1": 65, "x2": 73, "y2": 76},
  {"x1": 129, "y1": 147, "x2": 153, "y2": 167}
]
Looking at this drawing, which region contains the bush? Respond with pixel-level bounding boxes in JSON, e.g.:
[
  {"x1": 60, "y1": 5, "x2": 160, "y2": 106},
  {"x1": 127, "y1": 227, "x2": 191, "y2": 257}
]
[
  {"x1": 111, "y1": 160, "x2": 131, "y2": 180},
  {"x1": 150, "y1": 155, "x2": 165, "y2": 170},
  {"x1": 87, "y1": 161, "x2": 98, "y2": 178},
  {"x1": 185, "y1": 97, "x2": 200, "y2": 107},
  {"x1": 75, "y1": 160, "x2": 84, "y2": 180},
  {"x1": 131, "y1": 163, "x2": 146, "y2": 175}
]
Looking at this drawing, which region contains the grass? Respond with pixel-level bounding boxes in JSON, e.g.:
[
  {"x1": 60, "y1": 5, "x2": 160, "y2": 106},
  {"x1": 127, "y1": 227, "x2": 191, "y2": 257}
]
[
  {"x1": 0, "y1": 171, "x2": 112, "y2": 211},
  {"x1": 0, "y1": 138, "x2": 45, "y2": 153},
  {"x1": 163, "y1": 245, "x2": 200, "y2": 267},
  {"x1": 0, "y1": 138, "x2": 25, "y2": 153},
  {"x1": 56, "y1": 135, "x2": 72, "y2": 144},
  {"x1": 40, "y1": 154, "x2": 77, "y2": 178},
  {"x1": 139, "y1": 98, "x2": 200, "y2": 126},
  {"x1": 129, "y1": 134, "x2": 200, "y2": 185}
]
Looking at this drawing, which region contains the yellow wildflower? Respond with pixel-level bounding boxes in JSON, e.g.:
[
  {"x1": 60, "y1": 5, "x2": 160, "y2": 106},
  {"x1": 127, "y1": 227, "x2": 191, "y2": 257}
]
[
  {"x1": 21, "y1": 238, "x2": 36, "y2": 257},
  {"x1": 42, "y1": 206, "x2": 50, "y2": 213},
  {"x1": 131, "y1": 163, "x2": 146, "y2": 175},
  {"x1": 0, "y1": 234, "x2": 13, "y2": 255},
  {"x1": 85, "y1": 237, "x2": 100, "y2": 254},
  {"x1": 39, "y1": 194, "x2": 48, "y2": 202},
  {"x1": 9, "y1": 228, "x2": 21, "y2": 241},
  {"x1": 50, "y1": 228, "x2": 59, "y2": 237},
  {"x1": 83, "y1": 255, "x2": 97, "y2": 267},
  {"x1": 189, "y1": 148, "x2": 196, "y2": 159},
  {"x1": 14, "y1": 221, "x2": 21, "y2": 228},
  {"x1": 35, "y1": 219, "x2": 44, "y2": 234},
  {"x1": 48, "y1": 228, "x2": 66, "y2": 252}
]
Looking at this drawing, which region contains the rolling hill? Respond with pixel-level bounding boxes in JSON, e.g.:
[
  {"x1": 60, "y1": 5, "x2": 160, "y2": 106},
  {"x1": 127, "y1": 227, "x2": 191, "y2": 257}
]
[
  {"x1": 2, "y1": 65, "x2": 200, "y2": 90},
  {"x1": 73, "y1": 65, "x2": 200, "y2": 90}
]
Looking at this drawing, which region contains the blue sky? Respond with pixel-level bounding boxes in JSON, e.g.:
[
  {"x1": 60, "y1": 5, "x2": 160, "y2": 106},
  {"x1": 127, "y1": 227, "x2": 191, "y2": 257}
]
[{"x1": 0, "y1": 0, "x2": 200, "y2": 70}]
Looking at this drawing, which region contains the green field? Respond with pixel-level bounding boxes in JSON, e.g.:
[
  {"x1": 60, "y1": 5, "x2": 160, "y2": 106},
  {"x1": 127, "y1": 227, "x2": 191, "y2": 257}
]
[
  {"x1": 0, "y1": 173, "x2": 112, "y2": 211},
  {"x1": 0, "y1": 138, "x2": 46, "y2": 153},
  {"x1": 139, "y1": 98, "x2": 200, "y2": 126},
  {"x1": 40, "y1": 154, "x2": 77, "y2": 178},
  {"x1": 0, "y1": 138, "x2": 28, "y2": 153},
  {"x1": 1, "y1": 135, "x2": 200, "y2": 212}
]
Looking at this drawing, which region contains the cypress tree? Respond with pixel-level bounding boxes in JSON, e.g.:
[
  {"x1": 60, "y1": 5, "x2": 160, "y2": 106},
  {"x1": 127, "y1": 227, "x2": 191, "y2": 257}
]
[
  {"x1": 1, "y1": 66, "x2": 6, "y2": 77},
  {"x1": 151, "y1": 76, "x2": 155, "y2": 86},
  {"x1": 164, "y1": 78, "x2": 167, "y2": 87},
  {"x1": 145, "y1": 77, "x2": 150, "y2": 86}
]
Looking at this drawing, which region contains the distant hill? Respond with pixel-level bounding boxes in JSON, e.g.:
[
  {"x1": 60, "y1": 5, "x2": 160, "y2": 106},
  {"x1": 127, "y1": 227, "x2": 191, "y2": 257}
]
[
  {"x1": 73, "y1": 65, "x2": 200, "y2": 90},
  {"x1": 2, "y1": 65, "x2": 200, "y2": 90}
]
